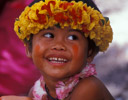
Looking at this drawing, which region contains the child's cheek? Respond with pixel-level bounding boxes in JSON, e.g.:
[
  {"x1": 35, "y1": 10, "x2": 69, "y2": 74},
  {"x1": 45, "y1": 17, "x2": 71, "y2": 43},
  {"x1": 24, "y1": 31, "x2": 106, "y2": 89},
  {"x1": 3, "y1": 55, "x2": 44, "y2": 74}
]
[
  {"x1": 72, "y1": 44, "x2": 79, "y2": 57},
  {"x1": 34, "y1": 44, "x2": 40, "y2": 54}
]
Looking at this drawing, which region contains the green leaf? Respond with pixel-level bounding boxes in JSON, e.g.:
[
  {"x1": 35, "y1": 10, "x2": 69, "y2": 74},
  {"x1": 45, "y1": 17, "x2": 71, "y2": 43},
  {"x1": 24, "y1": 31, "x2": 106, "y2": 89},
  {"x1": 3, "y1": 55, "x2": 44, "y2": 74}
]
[
  {"x1": 16, "y1": 18, "x2": 19, "y2": 21},
  {"x1": 101, "y1": 19, "x2": 105, "y2": 25},
  {"x1": 104, "y1": 17, "x2": 109, "y2": 23},
  {"x1": 18, "y1": 27, "x2": 21, "y2": 34}
]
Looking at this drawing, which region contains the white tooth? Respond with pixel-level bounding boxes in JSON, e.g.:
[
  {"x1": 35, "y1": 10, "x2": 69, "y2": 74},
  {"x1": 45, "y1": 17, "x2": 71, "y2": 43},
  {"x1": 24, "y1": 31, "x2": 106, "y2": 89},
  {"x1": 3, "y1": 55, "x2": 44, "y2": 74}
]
[
  {"x1": 55, "y1": 58, "x2": 58, "y2": 60},
  {"x1": 64, "y1": 59, "x2": 67, "y2": 61},
  {"x1": 53, "y1": 57, "x2": 57, "y2": 61},
  {"x1": 49, "y1": 57, "x2": 67, "y2": 62},
  {"x1": 58, "y1": 58, "x2": 61, "y2": 61},
  {"x1": 51, "y1": 60, "x2": 65, "y2": 63}
]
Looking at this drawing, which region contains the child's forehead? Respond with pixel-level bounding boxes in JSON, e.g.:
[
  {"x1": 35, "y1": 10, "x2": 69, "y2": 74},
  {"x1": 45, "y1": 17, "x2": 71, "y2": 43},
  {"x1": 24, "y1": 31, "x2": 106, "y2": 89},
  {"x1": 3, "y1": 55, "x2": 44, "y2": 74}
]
[{"x1": 42, "y1": 26, "x2": 83, "y2": 34}]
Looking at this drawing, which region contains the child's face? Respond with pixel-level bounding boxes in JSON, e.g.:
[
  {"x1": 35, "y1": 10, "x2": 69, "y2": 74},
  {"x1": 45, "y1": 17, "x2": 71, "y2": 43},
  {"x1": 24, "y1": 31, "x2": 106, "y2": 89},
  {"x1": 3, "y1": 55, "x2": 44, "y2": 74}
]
[{"x1": 27, "y1": 26, "x2": 90, "y2": 80}]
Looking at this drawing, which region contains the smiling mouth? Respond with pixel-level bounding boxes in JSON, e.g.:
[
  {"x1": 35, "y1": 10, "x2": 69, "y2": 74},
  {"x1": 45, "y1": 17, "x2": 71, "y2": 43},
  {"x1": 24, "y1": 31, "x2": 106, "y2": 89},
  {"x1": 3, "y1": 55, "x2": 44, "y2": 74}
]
[{"x1": 47, "y1": 57, "x2": 68, "y2": 64}]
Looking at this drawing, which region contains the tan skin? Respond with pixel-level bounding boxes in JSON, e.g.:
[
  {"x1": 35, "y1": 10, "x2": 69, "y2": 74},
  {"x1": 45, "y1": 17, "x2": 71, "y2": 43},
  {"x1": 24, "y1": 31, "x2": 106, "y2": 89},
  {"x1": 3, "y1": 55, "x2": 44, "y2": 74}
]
[
  {"x1": 0, "y1": 96, "x2": 32, "y2": 100},
  {"x1": 0, "y1": 26, "x2": 115, "y2": 100}
]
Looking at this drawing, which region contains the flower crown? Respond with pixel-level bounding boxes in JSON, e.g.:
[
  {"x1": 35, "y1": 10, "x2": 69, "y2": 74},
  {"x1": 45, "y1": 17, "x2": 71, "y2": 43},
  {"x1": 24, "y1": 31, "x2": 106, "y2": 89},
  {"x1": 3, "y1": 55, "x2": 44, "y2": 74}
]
[{"x1": 14, "y1": 0, "x2": 113, "y2": 52}]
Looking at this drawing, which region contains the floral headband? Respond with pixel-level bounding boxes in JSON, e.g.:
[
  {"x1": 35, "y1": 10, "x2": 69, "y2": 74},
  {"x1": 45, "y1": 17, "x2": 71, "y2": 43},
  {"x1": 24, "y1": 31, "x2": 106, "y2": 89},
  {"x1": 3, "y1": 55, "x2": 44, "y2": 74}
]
[{"x1": 14, "y1": 0, "x2": 113, "y2": 52}]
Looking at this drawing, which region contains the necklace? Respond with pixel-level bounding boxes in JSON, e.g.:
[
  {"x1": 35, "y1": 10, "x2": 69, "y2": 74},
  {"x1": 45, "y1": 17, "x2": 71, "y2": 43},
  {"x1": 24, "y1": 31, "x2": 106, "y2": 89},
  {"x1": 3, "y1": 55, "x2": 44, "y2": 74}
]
[
  {"x1": 45, "y1": 85, "x2": 58, "y2": 100},
  {"x1": 33, "y1": 64, "x2": 96, "y2": 100}
]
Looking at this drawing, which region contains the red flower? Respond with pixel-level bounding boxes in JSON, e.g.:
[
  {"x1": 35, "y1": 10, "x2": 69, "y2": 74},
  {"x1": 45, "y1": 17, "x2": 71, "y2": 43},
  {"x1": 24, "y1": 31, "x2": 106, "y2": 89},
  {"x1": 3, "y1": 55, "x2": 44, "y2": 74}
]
[
  {"x1": 54, "y1": 12, "x2": 69, "y2": 24},
  {"x1": 78, "y1": 9, "x2": 82, "y2": 23},
  {"x1": 69, "y1": 8, "x2": 77, "y2": 25},
  {"x1": 34, "y1": 10, "x2": 47, "y2": 24},
  {"x1": 69, "y1": 8, "x2": 82, "y2": 25},
  {"x1": 59, "y1": 2, "x2": 74, "y2": 10},
  {"x1": 83, "y1": 6, "x2": 87, "y2": 11},
  {"x1": 41, "y1": 1, "x2": 56, "y2": 16},
  {"x1": 82, "y1": 24, "x2": 89, "y2": 33}
]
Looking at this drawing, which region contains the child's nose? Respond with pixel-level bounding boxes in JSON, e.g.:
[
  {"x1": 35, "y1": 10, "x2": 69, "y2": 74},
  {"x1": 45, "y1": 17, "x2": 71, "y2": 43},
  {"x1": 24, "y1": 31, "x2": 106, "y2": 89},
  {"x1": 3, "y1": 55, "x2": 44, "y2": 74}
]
[{"x1": 51, "y1": 43, "x2": 66, "y2": 51}]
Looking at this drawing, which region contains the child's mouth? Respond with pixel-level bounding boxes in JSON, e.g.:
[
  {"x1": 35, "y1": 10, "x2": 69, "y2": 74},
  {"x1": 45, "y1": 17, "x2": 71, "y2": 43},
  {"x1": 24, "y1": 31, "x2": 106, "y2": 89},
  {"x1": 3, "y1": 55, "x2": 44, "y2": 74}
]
[
  {"x1": 47, "y1": 57, "x2": 68, "y2": 64},
  {"x1": 45, "y1": 54, "x2": 70, "y2": 66}
]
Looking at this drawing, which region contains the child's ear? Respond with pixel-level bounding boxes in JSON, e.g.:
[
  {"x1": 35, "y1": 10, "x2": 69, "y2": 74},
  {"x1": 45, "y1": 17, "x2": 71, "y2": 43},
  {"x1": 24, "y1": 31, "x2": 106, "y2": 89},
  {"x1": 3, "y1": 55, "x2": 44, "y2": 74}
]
[
  {"x1": 25, "y1": 44, "x2": 32, "y2": 58},
  {"x1": 86, "y1": 49, "x2": 97, "y2": 63}
]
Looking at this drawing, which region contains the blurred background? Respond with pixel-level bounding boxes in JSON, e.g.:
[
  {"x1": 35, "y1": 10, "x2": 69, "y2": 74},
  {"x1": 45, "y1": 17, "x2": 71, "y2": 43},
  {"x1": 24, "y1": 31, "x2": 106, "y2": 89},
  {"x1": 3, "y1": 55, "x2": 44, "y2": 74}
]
[
  {"x1": 0, "y1": 0, "x2": 41, "y2": 96},
  {"x1": 94, "y1": 0, "x2": 128, "y2": 100},
  {"x1": 0, "y1": 0, "x2": 128, "y2": 100}
]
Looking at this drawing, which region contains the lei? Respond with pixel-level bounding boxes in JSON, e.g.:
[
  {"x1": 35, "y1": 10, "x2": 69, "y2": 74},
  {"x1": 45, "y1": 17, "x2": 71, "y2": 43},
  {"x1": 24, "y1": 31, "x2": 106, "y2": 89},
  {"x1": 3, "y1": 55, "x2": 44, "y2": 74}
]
[
  {"x1": 33, "y1": 64, "x2": 96, "y2": 100},
  {"x1": 14, "y1": 0, "x2": 113, "y2": 52}
]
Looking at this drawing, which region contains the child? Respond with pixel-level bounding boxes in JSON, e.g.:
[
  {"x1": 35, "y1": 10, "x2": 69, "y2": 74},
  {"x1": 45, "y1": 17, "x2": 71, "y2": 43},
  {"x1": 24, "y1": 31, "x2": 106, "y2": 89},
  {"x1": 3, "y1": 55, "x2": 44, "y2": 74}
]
[{"x1": 0, "y1": 0, "x2": 115, "y2": 100}]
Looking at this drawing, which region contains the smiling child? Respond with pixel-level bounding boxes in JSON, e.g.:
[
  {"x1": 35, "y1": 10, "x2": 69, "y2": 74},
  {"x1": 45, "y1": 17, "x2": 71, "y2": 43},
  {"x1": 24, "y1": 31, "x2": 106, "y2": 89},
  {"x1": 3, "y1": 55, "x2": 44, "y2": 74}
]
[{"x1": 0, "y1": 0, "x2": 115, "y2": 100}]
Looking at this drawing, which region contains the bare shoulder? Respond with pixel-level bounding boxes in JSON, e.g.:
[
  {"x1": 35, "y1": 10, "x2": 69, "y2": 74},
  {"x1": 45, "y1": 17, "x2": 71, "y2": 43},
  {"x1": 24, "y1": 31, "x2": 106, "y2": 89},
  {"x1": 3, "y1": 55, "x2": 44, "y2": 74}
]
[
  {"x1": 0, "y1": 96, "x2": 32, "y2": 100},
  {"x1": 70, "y1": 76, "x2": 115, "y2": 100},
  {"x1": 28, "y1": 86, "x2": 34, "y2": 98}
]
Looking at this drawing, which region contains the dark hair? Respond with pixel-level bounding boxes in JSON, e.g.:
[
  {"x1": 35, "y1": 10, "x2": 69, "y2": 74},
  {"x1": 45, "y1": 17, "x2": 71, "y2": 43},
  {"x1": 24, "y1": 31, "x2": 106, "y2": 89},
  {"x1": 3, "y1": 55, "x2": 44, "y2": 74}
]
[
  {"x1": 25, "y1": 0, "x2": 100, "y2": 55},
  {"x1": 87, "y1": 37, "x2": 99, "y2": 57},
  {"x1": 24, "y1": 34, "x2": 33, "y2": 52}
]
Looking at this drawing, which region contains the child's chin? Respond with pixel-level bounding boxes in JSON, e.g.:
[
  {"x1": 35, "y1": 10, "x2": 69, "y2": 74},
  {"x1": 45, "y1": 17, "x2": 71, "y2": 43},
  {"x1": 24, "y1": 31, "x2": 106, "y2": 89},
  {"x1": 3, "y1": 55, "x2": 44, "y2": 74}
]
[{"x1": 47, "y1": 71, "x2": 69, "y2": 81}]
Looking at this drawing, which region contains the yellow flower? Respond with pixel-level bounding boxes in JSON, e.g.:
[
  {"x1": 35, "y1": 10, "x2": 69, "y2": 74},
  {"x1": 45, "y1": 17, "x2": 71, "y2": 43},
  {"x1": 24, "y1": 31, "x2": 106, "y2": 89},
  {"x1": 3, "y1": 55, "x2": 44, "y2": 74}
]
[
  {"x1": 28, "y1": 10, "x2": 38, "y2": 20},
  {"x1": 14, "y1": 0, "x2": 113, "y2": 52},
  {"x1": 90, "y1": 31, "x2": 96, "y2": 39},
  {"x1": 88, "y1": 22, "x2": 95, "y2": 31}
]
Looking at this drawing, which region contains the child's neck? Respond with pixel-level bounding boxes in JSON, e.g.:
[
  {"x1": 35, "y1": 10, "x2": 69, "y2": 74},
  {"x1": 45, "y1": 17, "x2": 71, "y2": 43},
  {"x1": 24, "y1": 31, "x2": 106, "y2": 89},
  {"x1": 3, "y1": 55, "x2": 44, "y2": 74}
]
[
  {"x1": 43, "y1": 75, "x2": 70, "y2": 98},
  {"x1": 44, "y1": 77, "x2": 57, "y2": 98}
]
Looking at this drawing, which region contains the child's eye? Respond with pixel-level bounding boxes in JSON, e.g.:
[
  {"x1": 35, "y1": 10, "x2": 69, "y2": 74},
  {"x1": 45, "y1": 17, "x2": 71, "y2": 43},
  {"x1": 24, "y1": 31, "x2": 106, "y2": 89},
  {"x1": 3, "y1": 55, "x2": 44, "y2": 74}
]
[
  {"x1": 68, "y1": 35, "x2": 78, "y2": 40},
  {"x1": 43, "y1": 33, "x2": 54, "y2": 38}
]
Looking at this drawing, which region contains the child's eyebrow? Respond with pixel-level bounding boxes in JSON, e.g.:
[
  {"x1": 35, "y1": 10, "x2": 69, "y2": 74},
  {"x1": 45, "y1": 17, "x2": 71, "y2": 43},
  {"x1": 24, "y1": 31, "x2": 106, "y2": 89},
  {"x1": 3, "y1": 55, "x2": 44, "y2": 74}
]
[
  {"x1": 46, "y1": 27, "x2": 54, "y2": 30},
  {"x1": 68, "y1": 29, "x2": 83, "y2": 34},
  {"x1": 40, "y1": 27, "x2": 54, "y2": 32}
]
